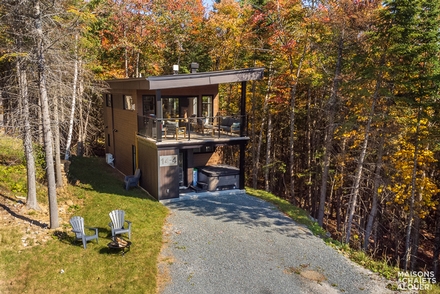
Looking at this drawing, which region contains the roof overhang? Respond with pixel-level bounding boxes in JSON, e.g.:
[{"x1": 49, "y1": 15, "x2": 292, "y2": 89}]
[{"x1": 106, "y1": 67, "x2": 265, "y2": 90}]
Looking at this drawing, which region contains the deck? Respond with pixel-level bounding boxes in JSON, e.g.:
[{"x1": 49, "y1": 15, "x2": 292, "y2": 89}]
[{"x1": 137, "y1": 115, "x2": 248, "y2": 146}]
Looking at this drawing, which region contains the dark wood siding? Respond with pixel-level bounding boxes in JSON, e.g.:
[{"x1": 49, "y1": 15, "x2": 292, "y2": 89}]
[
  {"x1": 137, "y1": 137, "x2": 159, "y2": 199},
  {"x1": 109, "y1": 91, "x2": 137, "y2": 175}
]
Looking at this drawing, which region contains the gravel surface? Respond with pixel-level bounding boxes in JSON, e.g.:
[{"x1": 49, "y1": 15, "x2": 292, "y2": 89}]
[{"x1": 159, "y1": 193, "x2": 393, "y2": 294}]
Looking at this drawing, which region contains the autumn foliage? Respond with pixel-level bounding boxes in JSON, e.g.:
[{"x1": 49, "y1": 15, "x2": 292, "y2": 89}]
[{"x1": 1, "y1": 0, "x2": 440, "y2": 276}]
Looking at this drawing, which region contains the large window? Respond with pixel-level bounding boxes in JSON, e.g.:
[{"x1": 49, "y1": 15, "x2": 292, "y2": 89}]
[
  {"x1": 163, "y1": 98, "x2": 179, "y2": 118},
  {"x1": 202, "y1": 95, "x2": 212, "y2": 118},
  {"x1": 142, "y1": 95, "x2": 155, "y2": 116},
  {"x1": 192, "y1": 97, "x2": 197, "y2": 116}
]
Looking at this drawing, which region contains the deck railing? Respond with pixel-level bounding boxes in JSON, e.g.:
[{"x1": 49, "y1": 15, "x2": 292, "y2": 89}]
[{"x1": 137, "y1": 114, "x2": 247, "y2": 142}]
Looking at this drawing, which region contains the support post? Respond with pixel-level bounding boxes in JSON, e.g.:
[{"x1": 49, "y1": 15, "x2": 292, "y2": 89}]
[
  {"x1": 239, "y1": 81, "x2": 246, "y2": 189},
  {"x1": 156, "y1": 90, "x2": 162, "y2": 142}
]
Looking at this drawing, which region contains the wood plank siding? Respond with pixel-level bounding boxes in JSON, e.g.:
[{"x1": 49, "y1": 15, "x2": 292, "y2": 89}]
[{"x1": 105, "y1": 67, "x2": 264, "y2": 200}]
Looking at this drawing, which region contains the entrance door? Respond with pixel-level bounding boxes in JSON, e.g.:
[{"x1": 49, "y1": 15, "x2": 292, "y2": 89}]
[{"x1": 105, "y1": 94, "x2": 116, "y2": 157}]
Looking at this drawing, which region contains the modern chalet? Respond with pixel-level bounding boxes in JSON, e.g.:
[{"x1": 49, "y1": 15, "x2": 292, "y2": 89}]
[{"x1": 103, "y1": 66, "x2": 265, "y2": 201}]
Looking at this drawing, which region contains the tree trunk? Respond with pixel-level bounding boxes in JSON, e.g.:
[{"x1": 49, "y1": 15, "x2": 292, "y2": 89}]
[
  {"x1": 124, "y1": 26, "x2": 128, "y2": 78},
  {"x1": 403, "y1": 107, "x2": 422, "y2": 270},
  {"x1": 433, "y1": 200, "x2": 440, "y2": 277},
  {"x1": 77, "y1": 64, "x2": 84, "y2": 157},
  {"x1": 345, "y1": 63, "x2": 382, "y2": 243},
  {"x1": 287, "y1": 45, "x2": 307, "y2": 204},
  {"x1": 335, "y1": 137, "x2": 347, "y2": 234},
  {"x1": 34, "y1": 0, "x2": 59, "y2": 229},
  {"x1": 53, "y1": 92, "x2": 63, "y2": 188},
  {"x1": 363, "y1": 132, "x2": 385, "y2": 250},
  {"x1": 255, "y1": 64, "x2": 273, "y2": 191},
  {"x1": 65, "y1": 33, "x2": 79, "y2": 161},
  {"x1": 318, "y1": 33, "x2": 344, "y2": 226},
  {"x1": 251, "y1": 78, "x2": 257, "y2": 189},
  {"x1": 265, "y1": 111, "x2": 273, "y2": 192},
  {"x1": 410, "y1": 162, "x2": 427, "y2": 270},
  {"x1": 77, "y1": 66, "x2": 91, "y2": 157},
  {"x1": 306, "y1": 87, "x2": 312, "y2": 210},
  {"x1": 17, "y1": 58, "x2": 39, "y2": 210}
]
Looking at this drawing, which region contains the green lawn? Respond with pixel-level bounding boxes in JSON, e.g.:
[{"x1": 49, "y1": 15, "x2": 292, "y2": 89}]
[
  {"x1": 0, "y1": 155, "x2": 168, "y2": 294},
  {"x1": 2, "y1": 135, "x2": 429, "y2": 293}
]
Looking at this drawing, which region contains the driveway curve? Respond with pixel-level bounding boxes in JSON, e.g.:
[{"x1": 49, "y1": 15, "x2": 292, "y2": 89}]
[{"x1": 159, "y1": 193, "x2": 392, "y2": 294}]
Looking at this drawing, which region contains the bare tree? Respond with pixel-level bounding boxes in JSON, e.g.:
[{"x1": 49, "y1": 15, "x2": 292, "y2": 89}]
[
  {"x1": 34, "y1": 0, "x2": 59, "y2": 228},
  {"x1": 318, "y1": 33, "x2": 343, "y2": 227},
  {"x1": 17, "y1": 57, "x2": 39, "y2": 210},
  {"x1": 64, "y1": 33, "x2": 79, "y2": 161},
  {"x1": 345, "y1": 62, "x2": 383, "y2": 244}
]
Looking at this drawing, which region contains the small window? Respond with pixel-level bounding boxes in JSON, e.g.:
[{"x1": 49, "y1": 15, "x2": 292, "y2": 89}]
[
  {"x1": 123, "y1": 95, "x2": 135, "y2": 110},
  {"x1": 106, "y1": 94, "x2": 112, "y2": 107}
]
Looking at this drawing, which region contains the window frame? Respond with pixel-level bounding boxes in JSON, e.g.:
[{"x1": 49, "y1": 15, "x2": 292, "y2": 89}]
[{"x1": 123, "y1": 95, "x2": 135, "y2": 110}]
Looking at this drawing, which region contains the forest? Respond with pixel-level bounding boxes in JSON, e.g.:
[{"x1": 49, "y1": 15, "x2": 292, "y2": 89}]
[{"x1": 1, "y1": 0, "x2": 440, "y2": 278}]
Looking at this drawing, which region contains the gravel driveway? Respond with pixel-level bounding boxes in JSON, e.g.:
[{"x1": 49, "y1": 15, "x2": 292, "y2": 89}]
[{"x1": 158, "y1": 192, "x2": 393, "y2": 294}]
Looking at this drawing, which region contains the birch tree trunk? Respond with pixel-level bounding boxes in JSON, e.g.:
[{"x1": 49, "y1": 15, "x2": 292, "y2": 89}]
[
  {"x1": 64, "y1": 33, "x2": 79, "y2": 160},
  {"x1": 17, "y1": 58, "x2": 39, "y2": 210},
  {"x1": 34, "y1": 0, "x2": 58, "y2": 228},
  {"x1": 318, "y1": 33, "x2": 344, "y2": 226},
  {"x1": 77, "y1": 65, "x2": 90, "y2": 157}
]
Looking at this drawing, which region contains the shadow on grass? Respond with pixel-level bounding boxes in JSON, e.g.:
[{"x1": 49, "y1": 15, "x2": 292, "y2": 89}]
[
  {"x1": 52, "y1": 227, "x2": 122, "y2": 254},
  {"x1": 53, "y1": 226, "x2": 116, "y2": 247},
  {"x1": 67, "y1": 156, "x2": 156, "y2": 201},
  {"x1": 0, "y1": 193, "x2": 49, "y2": 229}
]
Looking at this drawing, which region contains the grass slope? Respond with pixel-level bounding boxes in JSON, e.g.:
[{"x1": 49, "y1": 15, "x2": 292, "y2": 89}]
[{"x1": 0, "y1": 154, "x2": 168, "y2": 294}]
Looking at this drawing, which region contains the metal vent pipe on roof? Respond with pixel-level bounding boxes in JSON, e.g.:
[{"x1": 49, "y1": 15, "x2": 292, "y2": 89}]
[{"x1": 190, "y1": 62, "x2": 199, "y2": 73}]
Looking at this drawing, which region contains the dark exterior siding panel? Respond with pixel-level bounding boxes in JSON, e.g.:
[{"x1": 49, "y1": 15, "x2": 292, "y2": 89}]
[{"x1": 137, "y1": 137, "x2": 159, "y2": 199}]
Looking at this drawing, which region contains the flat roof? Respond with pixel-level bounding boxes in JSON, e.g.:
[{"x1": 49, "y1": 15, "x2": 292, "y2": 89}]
[{"x1": 106, "y1": 67, "x2": 265, "y2": 90}]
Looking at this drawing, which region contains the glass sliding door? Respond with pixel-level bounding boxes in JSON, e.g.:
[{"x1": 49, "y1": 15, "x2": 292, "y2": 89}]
[
  {"x1": 163, "y1": 98, "x2": 179, "y2": 119},
  {"x1": 202, "y1": 95, "x2": 212, "y2": 118},
  {"x1": 142, "y1": 95, "x2": 155, "y2": 116}
]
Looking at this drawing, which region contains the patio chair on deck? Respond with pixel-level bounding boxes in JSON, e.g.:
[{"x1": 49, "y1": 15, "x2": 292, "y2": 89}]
[
  {"x1": 109, "y1": 209, "x2": 132, "y2": 240},
  {"x1": 164, "y1": 121, "x2": 186, "y2": 139},
  {"x1": 124, "y1": 169, "x2": 141, "y2": 190},
  {"x1": 69, "y1": 216, "x2": 99, "y2": 249}
]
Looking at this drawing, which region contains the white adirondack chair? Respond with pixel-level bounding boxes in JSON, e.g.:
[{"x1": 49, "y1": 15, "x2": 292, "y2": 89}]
[
  {"x1": 69, "y1": 216, "x2": 99, "y2": 249},
  {"x1": 109, "y1": 210, "x2": 132, "y2": 240}
]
